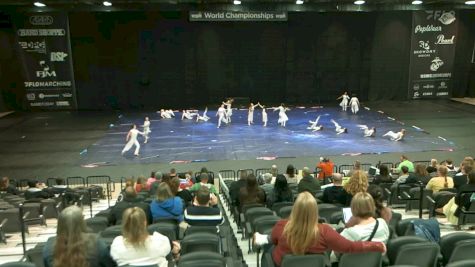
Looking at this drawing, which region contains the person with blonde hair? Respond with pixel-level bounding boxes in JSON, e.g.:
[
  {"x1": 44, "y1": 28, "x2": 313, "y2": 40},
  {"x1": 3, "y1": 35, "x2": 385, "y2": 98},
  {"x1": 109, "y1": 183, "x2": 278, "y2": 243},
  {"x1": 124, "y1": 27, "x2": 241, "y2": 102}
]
[
  {"x1": 254, "y1": 192, "x2": 385, "y2": 267},
  {"x1": 426, "y1": 165, "x2": 454, "y2": 193},
  {"x1": 43, "y1": 206, "x2": 113, "y2": 267},
  {"x1": 111, "y1": 207, "x2": 177, "y2": 267},
  {"x1": 343, "y1": 170, "x2": 369, "y2": 206}
]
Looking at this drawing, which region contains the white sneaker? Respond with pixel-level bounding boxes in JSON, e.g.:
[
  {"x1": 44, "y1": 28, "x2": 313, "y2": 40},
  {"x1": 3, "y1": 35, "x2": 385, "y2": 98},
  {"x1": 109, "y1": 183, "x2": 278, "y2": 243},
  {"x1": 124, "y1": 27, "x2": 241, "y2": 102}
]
[{"x1": 253, "y1": 232, "x2": 269, "y2": 246}]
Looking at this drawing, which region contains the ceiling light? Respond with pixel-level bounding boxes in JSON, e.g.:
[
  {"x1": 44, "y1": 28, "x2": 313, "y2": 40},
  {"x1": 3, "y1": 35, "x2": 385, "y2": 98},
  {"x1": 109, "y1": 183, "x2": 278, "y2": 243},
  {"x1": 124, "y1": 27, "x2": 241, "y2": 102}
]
[
  {"x1": 465, "y1": 0, "x2": 475, "y2": 4},
  {"x1": 103, "y1": 1, "x2": 112, "y2": 6},
  {"x1": 33, "y1": 2, "x2": 46, "y2": 7},
  {"x1": 296, "y1": 0, "x2": 304, "y2": 4},
  {"x1": 412, "y1": 0, "x2": 423, "y2": 4},
  {"x1": 233, "y1": 0, "x2": 241, "y2": 4},
  {"x1": 354, "y1": 0, "x2": 365, "y2": 4}
]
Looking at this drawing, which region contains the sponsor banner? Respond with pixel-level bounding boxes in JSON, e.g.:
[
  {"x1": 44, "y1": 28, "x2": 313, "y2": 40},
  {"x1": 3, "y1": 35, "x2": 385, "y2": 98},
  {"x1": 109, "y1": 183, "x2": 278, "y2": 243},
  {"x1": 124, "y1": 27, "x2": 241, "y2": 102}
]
[
  {"x1": 408, "y1": 10, "x2": 457, "y2": 99},
  {"x1": 13, "y1": 13, "x2": 77, "y2": 110},
  {"x1": 189, "y1": 11, "x2": 287, "y2": 22}
]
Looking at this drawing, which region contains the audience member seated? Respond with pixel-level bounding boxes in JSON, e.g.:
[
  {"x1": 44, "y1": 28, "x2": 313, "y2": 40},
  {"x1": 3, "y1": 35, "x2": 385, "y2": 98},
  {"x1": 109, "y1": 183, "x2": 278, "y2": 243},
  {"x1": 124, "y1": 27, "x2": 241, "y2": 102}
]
[
  {"x1": 333, "y1": 192, "x2": 389, "y2": 262},
  {"x1": 50, "y1": 178, "x2": 68, "y2": 194},
  {"x1": 426, "y1": 165, "x2": 454, "y2": 193},
  {"x1": 169, "y1": 177, "x2": 194, "y2": 207},
  {"x1": 169, "y1": 168, "x2": 177, "y2": 178},
  {"x1": 284, "y1": 164, "x2": 299, "y2": 184},
  {"x1": 239, "y1": 174, "x2": 266, "y2": 211},
  {"x1": 184, "y1": 187, "x2": 223, "y2": 226},
  {"x1": 151, "y1": 183, "x2": 184, "y2": 222},
  {"x1": 146, "y1": 171, "x2": 160, "y2": 190},
  {"x1": 453, "y1": 160, "x2": 473, "y2": 190},
  {"x1": 260, "y1": 173, "x2": 274, "y2": 198},
  {"x1": 443, "y1": 171, "x2": 475, "y2": 226},
  {"x1": 372, "y1": 165, "x2": 392, "y2": 185},
  {"x1": 397, "y1": 155, "x2": 414, "y2": 173},
  {"x1": 346, "y1": 185, "x2": 392, "y2": 227},
  {"x1": 445, "y1": 159, "x2": 455, "y2": 171},
  {"x1": 321, "y1": 173, "x2": 347, "y2": 206},
  {"x1": 149, "y1": 172, "x2": 164, "y2": 197},
  {"x1": 316, "y1": 157, "x2": 335, "y2": 182},
  {"x1": 392, "y1": 166, "x2": 418, "y2": 188},
  {"x1": 0, "y1": 176, "x2": 19, "y2": 195},
  {"x1": 135, "y1": 176, "x2": 147, "y2": 192},
  {"x1": 189, "y1": 173, "x2": 217, "y2": 195},
  {"x1": 253, "y1": 192, "x2": 385, "y2": 267},
  {"x1": 111, "y1": 207, "x2": 178, "y2": 267},
  {"x1": 348, "y1": 160, "x2": 362, "y2": 177},
  {"x1": 267, "y1": 174, "x2": 293, "y2": 208},
  {"x1": 229, "y1": 172, "x2": 248, "y2": 208},
  {"x1": 109, "y1": 186, "x2": 151, "y2": 225},
  {"x1": 413, "y1": 163, "x2": 431, "y2": 184},
  {"x1": 25, "y1": 180, "x2": 52, "y2": 200},
  {"x1": 342, "y1": 170, "x2": 369, "y2": 206},
  {"x1": 427, "y1": 159, "x2": 438, "y2": 174},
  {"x1": 298, "y1": 167, "x2": 321, "y2": 196},
  {"x1": 270, "y1": 165, "x2": 279, "y2": 183},
  {"x1": 43, "y1": 206, "x2": 114, "y2": 267}
]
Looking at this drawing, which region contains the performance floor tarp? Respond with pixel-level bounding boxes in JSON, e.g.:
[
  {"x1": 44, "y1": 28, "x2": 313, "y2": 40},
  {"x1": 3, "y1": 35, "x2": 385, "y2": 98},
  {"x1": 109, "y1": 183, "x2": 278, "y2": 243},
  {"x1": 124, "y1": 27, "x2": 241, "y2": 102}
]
[{"x1": 80, "y1": 106, "x2": 455, "y2": 166}]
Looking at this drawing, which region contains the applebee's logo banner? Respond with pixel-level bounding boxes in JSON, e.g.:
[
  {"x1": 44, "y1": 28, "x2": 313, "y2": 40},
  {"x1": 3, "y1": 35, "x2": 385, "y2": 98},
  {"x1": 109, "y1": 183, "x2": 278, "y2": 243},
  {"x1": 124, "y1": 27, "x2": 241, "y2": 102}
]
[
  {"x1": 408, "y1": 10, "x2": 457, "y2": 100},
  {"x1": 13, "y1": 13, "x2": 77, "y2": 110}
]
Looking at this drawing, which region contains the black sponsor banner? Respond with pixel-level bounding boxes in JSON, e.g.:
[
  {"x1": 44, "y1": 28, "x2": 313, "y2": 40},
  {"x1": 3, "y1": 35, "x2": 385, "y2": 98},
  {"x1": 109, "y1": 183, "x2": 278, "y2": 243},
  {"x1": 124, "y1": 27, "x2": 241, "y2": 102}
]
[
  {"x1": 190, "y1": 11, "x2": 287, "y2": 22},
  {"x1": 408, "y1": 10, "x2": 457, "y2": 100},
  {"x1": 13, "y1": 13, "x2": 77, "y2": 110}
]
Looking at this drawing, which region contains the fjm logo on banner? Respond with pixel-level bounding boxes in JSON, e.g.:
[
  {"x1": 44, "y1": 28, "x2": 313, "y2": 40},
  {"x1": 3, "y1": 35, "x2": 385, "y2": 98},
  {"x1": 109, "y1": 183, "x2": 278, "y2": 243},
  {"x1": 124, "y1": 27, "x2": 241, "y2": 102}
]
[{"x1": 36, "y1": 61, "x2": 56, "y2": 78}]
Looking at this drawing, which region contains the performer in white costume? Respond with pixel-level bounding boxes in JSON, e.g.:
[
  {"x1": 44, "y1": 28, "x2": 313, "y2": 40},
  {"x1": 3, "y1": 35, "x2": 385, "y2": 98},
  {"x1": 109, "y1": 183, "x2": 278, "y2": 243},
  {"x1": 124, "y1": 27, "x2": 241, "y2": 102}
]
[
  {"x1": 216, "y1": 104, "x2": 228, "y2": 128},
  {"x1": 337, "y1": 92, "x2": 350, "y2": 111},
  {"x1": 274, "y1": 103, "x2": 289, "y2": 127},
  {"x1": 307, "y1": 115, "x2": 323, "y2": 132},
  {"x1": 142, "y1": 117, "x2": 151, "y2": 143},
  {"x1": 349, "y1": 96, "x2": 360, "y2": 114},
  {"x1": 357, "y1": 125, "x2": 376, "y2": 137},
  {"x1": 383, "y1": 129, "x2": 406, "y2": 141},
  {"x1": 223, "y1": 98, "x2": 234, "y2": 123},
  {"x1": 247, "y1": 102, "x2": 260, "y2": 126},
  {"x1": 196, "y1": 107, "x2": 210, "y2": 122},
  {"x1": 159, "y1": 109, "x2": 174, "y2": 119},
  {"x1": 121, "y1": 124, "x2": 144, "y2": 156},
  {"x1": 181, "y1": 110, "x2": 197, "y2": 120},
  {"x1": 257, "y1": 103, "x2": 268, "y2": 127},
  {"x1": 331, "y1": 119, "x2": 348, "y2": 134}
]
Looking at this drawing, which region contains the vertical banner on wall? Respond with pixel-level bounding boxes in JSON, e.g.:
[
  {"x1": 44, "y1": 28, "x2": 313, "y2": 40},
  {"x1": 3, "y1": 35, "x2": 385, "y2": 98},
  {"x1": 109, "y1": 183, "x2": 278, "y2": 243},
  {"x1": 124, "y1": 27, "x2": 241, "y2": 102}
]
[
  {"x1": 408, "y1": 10, "x2": 457, "y2": 99},
  {"x1": 14, "y1": 13, "x2": 77, "y2": 109}
]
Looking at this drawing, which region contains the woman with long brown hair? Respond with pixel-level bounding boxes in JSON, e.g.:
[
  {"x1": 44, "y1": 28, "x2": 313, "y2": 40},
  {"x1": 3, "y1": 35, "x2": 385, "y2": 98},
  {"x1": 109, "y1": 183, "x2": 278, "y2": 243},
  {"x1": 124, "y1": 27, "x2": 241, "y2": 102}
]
[
  {"x1": 111, "y1": 207, "x2": 176, "y2": 267},
  {"x1": 426, "y1": 165, "x2": 454, "y2": 193},
  {"x1": 254, "y1": 192, "x2": 385, "y2": 267},
  {"x1": 43, "y1": 206, "x2": 113, "y2": 267}
]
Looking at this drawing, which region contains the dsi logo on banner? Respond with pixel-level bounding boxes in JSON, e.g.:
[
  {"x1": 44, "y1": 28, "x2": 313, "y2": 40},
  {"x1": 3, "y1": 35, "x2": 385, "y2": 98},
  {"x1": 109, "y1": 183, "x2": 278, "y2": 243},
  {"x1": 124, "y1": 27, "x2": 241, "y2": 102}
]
[
  {"x1": 430, "y1": 57, "x2": 444, "y2": 71},
  {"x1": 414, "y1": 25, "x2": 442, "y2": 34},
  {"x1": 26, "y1": 93, "x2": 35, "y2": 101},
  {"x1": 36, "y1": 61, "x2": 56, "y2": 78},
  {"x1": 435, "y1": 34, "x2": 455, "y2": 45},
  {"x1": 29, "y1": 15, "x2": 53, "y2": 25},
  {"x1": 425, "y1": 11, "x2": 456, "y2": 25},
  {"x1": 50, "y1": 52, "x2": 68, "y2": 62},
  {"x1": 438, "y1": 82, "x2": 448, "y2": 90}
]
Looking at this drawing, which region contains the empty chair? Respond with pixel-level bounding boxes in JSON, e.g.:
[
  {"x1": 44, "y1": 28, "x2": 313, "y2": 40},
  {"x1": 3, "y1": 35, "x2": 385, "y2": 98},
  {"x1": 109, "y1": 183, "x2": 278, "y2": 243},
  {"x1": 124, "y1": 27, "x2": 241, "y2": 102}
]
[
  {"x1": 318, "y1": 206, "x2": 342, "y2": 223},
  {"x1": 85, "y1": 216, "x2": 109, "y2": 233},
  {"x1": 446, "y1": 260, "x2": 475, "y2": 267},
  {"x1": 439, "y1": 232, "x2": 475, "y2": 265},
  {"x1": 281, "y1": 254, "x2": 327, "y2": 267},
  {"x1": 177, "y1": 251, "x2": 225, "y2": 267},
  {"x1": 393, "y1": 242, "x2": 439, "y2": 267},
  {"x1": 339, "y1": 252, "x2": 381, "y2": 267},
  {"x1": 448, "y1": 239, "x2": 475, "y2": 264},
  {"x1": 180, "y1": 232, "x2": 220, "y2": 254},
  {"x1": 0, "y1": 208, "x2": 22, "y2": 232},
  {"x1": 270, "y1": 202, "x2": 293, "y2": 214},
  {"x1": 396, "y1": 219, "x2": 414, "y2": 237},
  {"x1": 387, "y1": 236, "x2": 428, "y2": 265},
  {"x1": 25, "y1": 243, "x2": 45, "y2": 267},
  {"x1": 184, "y1": 225, "x2": 218, "y2": 236},
  {"x1": 100, "y1": 225, "x2": 122, "y2": 245},
  {"x1": 278, "y1": 206, "x2": 293, "y2": 219},
  {"x1": 40, "y1": 199, "x2": 58, "y2": 219},
  {"x1": 147, "y1": 222, "x2": 178, "y2": 241}
]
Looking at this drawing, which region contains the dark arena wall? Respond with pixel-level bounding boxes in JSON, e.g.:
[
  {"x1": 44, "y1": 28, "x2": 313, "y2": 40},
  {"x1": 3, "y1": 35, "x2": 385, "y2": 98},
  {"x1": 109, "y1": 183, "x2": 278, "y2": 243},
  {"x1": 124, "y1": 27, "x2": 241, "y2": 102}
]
[{"x1": 0, "y1": 10, "x2": 474, "y2": 110}]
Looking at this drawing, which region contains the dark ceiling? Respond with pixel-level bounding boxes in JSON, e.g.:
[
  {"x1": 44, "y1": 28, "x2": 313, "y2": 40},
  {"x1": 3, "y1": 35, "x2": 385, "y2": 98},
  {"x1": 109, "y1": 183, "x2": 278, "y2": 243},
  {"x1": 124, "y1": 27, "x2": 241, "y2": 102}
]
[{"x1": 0, "y1": 0, "x2": 473, "y2": 12}]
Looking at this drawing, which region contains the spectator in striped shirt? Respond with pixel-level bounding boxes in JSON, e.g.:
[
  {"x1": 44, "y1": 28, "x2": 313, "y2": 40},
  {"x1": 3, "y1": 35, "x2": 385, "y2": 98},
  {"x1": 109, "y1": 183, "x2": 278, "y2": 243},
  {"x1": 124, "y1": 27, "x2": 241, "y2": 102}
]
[{"x1": 184, "y1": 187, "x2": 223, "y2": 226}]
